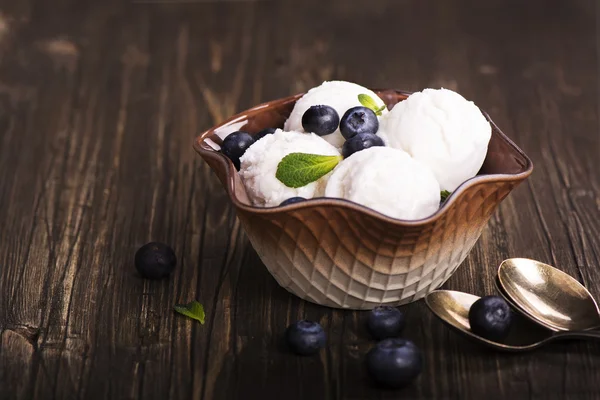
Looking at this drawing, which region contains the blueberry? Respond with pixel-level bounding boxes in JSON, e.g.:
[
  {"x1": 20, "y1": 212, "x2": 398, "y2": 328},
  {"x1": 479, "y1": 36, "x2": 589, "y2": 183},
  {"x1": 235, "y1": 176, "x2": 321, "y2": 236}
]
[
  {"x1": 367, "y1": 306, "x2": 405, "y2": 340},
  {"x1": 301, "y1": 105, "x2": 340, "y2": 136},
  {"x1": 220, "y1": 131, "x2": 255, "y2": 170},
  {"x1": 253, "y1": 127, "x2": 277, "y2": 142},
  {"x1": 285, "y1": 320, "x2": 326, "y2": 355},
  {"x1": 135, "y1": 242, "x2": 177, "y2": 280},
  {"x1": 342, "y1": 132, "x2": 385, "y2": 158},
  {"x1": 366, "y1": 338, "x2": 423, "y2": 388},
  {"x1": 280, "y1": 197, "x2": 306, "y2": 206},
  {"x1": 468, "y1": 295, "x2": 513, "y2": 341},
  {"x1": 340, "y1": 106, "x2": 379, "y2": 140}
]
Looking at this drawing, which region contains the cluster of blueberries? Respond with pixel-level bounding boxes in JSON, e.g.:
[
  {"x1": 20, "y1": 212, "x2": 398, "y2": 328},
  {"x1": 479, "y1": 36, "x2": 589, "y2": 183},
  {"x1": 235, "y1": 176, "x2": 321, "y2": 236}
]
[
  {"x1": 219, "y1": 105, "x2": 385, "y2": 176},
  {"x1": 301, "y1": 104, "x2": 384, "y2": 158},
  {"x1": 286, "y1": 306, "x2": 422, "y2": 389}
]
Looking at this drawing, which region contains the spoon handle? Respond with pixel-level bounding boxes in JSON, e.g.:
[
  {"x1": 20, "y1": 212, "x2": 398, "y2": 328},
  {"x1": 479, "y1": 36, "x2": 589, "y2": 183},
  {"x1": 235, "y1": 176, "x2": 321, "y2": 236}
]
[{"x1": 556, "y1": 331, "x2": 600, "y2": 341}]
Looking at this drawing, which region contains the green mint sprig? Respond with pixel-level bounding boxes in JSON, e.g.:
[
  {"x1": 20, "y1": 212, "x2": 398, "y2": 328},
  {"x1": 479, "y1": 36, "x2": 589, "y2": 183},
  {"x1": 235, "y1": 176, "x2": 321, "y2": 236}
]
[
  {"x1": 276, "y1": 153, "x2": 343, "y2": 188},
  {"x1": 358, "y1": 94, "x2": 386, "y2": 116},
  {"x1": 174, "y1": 300, "x2": 205, "y2": 324},
  {"x1": 440, "y1": 190, "x2": 451, "y2": 202}
]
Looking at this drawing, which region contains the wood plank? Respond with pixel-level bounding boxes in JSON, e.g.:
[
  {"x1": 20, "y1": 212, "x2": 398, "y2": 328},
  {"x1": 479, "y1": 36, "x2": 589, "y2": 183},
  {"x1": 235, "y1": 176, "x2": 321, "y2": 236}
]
[{"x1": 0, "y1": 0, "x2": 598, "y2": 399}]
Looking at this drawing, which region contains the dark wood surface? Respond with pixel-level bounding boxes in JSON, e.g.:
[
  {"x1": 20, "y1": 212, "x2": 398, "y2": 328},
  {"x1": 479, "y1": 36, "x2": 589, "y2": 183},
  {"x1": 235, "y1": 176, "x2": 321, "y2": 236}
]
[{"x1": 0, "y1": 0, "x2": 599, "y2": 399}]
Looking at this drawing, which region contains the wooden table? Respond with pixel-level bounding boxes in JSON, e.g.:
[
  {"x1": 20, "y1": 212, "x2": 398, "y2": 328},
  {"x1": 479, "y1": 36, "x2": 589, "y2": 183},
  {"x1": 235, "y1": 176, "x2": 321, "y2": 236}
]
[{"x1": 1, "y1": 0, "x2": 599, "y2": 399}]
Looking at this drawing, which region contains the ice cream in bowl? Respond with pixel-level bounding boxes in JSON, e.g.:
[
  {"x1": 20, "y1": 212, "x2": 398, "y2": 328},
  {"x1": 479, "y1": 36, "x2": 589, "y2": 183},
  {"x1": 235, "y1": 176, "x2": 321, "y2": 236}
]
[{"x1": 194, "y1": 81, "x2": 533, "y2": 310}]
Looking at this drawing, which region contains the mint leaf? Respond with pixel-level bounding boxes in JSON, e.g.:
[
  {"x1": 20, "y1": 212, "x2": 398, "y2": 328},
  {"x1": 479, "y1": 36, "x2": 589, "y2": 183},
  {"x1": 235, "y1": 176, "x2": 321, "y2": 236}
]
[
  {"x1": 358, "y1": 94, "x2": 385, "y2": 116},
  {"x1": 440, "y1": 190, "x2": 451, "y2": 202},
  {"x1": 174, "y1": 300, "x2": 205, "y2": 324},
  {"x1": 276, "y1": 153, "x2": 343, "y2": 188}
]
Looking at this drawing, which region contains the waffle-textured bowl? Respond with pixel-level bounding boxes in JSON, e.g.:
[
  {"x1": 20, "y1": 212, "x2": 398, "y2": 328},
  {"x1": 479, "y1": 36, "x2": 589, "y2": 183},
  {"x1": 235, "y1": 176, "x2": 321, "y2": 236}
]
[{"x1": 194, "y1": 89, "x2": 533, "y2": 310}]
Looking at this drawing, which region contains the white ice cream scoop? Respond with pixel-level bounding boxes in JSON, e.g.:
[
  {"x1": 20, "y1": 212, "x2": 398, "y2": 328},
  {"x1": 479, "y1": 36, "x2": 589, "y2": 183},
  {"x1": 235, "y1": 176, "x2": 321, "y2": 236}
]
[
  {"x1": 378, "y1": 88, "x2": 491, "y2": 192},
  {"x1": 325, "y1": 147, "x2": 441, "y2": 220},
  {"x1": 239, "y1": 129, "x2": 340, "y2": 207},
  {"x1": 284, "y1": 81, "x2": 388, "y2": 149}
]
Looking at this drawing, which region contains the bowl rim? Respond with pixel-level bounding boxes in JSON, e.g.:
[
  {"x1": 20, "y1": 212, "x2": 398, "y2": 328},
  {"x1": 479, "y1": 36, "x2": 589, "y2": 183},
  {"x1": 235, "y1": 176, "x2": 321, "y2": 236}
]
[{"x1": 193, "y1": 89, "x2": 534, "y2": 227}]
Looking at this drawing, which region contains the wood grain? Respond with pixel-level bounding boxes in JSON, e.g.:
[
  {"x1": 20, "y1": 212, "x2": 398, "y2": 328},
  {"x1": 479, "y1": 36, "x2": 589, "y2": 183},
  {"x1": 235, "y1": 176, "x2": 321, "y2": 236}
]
[{"x1": 0, "y1": 0, "x2": 598, "y2": 399}]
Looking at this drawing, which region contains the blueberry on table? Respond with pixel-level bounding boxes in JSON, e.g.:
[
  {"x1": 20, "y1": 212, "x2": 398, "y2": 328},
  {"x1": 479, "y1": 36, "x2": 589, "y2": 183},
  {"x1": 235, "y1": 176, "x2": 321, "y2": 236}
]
[
  {"x1": 340, "y1": 106, "x2": 379, "y2": 140},
  {"x1": 220, "y1": 131, "x2": 255, "y2": 170},
  {"x1": 468, "y1": 295, "x2": 513, "y2": 341},
  {"x1": 135, "y1": 242, "x2": 177, "y2": 280},
  {"x1": 367, "y1": 306, "x2": 405, "y2": 340},
  {"x1": 253, "y1": 127, "x2": 277, "y2": 142},
  {"x1": 366, "y1": 338, "x2": 423, "y2": 388},
  {"x1": 342, "y1": 132, "x2": 385, "y2": 158},
  {"x1": 301, "y1": 105, "x2": 340, "y2": 136},
  {"x1": 280, "y1": 197, "x2": 306, "y2": 206},
  {"x1": 286, "y1": 320, "x2": 326, "y2": 355}
]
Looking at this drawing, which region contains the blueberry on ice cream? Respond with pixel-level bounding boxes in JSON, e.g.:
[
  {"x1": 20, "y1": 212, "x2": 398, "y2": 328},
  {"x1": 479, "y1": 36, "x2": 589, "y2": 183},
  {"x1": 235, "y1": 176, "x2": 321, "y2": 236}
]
[
  {"x1": 284, "y1": 81, "x2": 387, "y2": 149},
  {"x1": 341, "y1": 132, "x2": 385, "y2": 158},
  {"x1": 339, "y1": 106, "x2": 379, "y2": 140},
  {"x1": 301, "y1": 105, "x2": 340, "y2": 136},
  {"x1": 220, "y1": 131, "x2": 255, "y2": 170}
]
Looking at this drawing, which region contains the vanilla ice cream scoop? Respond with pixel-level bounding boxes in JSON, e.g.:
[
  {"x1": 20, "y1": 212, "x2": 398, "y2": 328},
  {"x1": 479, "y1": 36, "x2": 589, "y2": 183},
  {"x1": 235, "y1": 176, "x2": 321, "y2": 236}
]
[
  {"x1": 379, "y1": 88, "x2": 491, "y2": 192},
  {"x1": 325, "y1": 147, "x2": 440, "y2": 220},
  {"x1": 284, "y1": 81, "x2": 388, "y2": 149},
  {"x1": 239, "y1": 129, "x2": 340, "y2": 207}
]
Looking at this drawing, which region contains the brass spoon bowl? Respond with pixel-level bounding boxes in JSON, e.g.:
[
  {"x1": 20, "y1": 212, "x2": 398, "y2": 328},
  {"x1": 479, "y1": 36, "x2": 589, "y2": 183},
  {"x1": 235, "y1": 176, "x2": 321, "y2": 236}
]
[
  {"x1": 493, "y1": 275, "x2": 560, "y2": 331},
  {"x1": 497, "y1": 258, "x2": 600, "y2": 331},
  {"x1": 425, "y1": 290, "x2": 600, "y2": 352}
]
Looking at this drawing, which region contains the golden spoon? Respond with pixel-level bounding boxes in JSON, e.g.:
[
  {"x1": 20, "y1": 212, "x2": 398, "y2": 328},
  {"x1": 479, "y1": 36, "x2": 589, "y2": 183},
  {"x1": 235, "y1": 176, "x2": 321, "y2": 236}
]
[
  {"x1": 497, "y1": 258, "x2": 600, "y2": 332},
  {"x1": 492, "y1": 275, "x2": 557, "y2": 329},
  {"x1": 425, "y1": 290, "x2": 600, "y2": 351}
]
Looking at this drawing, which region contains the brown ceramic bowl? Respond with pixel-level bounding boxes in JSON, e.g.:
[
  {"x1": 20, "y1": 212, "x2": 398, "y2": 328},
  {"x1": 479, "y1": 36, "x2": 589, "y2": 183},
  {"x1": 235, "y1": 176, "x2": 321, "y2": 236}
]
[{"x1": 194, "y1": 89, "x2": 533, "y2": 310}]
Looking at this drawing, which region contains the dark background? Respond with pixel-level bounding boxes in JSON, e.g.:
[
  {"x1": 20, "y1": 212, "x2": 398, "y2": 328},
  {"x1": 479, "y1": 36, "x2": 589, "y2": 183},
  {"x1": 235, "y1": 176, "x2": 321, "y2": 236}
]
[{"x1": 0, "y1": 0, "x2": 599, "y2": 399}]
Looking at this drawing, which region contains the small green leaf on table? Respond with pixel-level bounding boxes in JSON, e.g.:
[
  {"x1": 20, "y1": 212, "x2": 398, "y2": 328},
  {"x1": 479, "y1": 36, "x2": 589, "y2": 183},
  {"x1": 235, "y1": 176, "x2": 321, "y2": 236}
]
[{"x1": 174, "y1": 300, "x2": 205, "y2": 324}]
